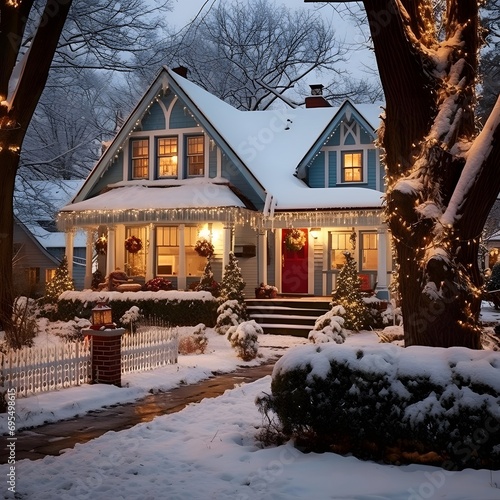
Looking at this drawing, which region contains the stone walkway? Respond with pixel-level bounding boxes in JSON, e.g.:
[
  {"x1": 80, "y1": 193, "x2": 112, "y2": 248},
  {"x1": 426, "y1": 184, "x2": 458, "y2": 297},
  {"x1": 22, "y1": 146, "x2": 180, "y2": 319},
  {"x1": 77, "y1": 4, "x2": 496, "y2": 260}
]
[{"x1": 0, "y1": 362, "x2": 275, "y2": 464}]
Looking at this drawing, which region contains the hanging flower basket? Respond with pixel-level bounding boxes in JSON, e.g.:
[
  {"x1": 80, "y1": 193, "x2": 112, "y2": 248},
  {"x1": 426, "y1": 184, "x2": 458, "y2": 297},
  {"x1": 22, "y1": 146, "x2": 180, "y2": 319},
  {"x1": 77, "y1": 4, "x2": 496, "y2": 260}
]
[
  {"x1": 125, "y1": 235, "x2": 143, "y2": 254},
  {"x1": 194, "y1": 238, "x2": 214, "y2": 258},
  {"x1": 285, "y1": 229, "x2": 306, "y2": 252},
  {"x1": 94, "y1": 235, "x2": 107, "y2": 255}
]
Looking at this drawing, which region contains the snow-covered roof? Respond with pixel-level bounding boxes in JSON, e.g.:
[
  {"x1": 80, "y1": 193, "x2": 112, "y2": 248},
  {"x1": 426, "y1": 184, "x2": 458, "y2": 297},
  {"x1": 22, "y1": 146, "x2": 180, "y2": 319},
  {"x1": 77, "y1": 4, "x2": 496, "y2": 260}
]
[
  {"x1": 168, "y1": 67, "x2": 384, "y2": 210},
  {"x1": 60, "y1": 182, "x2": 247, "y2": 212}
]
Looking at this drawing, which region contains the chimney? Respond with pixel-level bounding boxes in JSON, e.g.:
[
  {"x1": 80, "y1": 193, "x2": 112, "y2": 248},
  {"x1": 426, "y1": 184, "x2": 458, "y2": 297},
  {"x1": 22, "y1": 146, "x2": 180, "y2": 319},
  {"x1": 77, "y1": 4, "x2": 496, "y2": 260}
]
[
  {"x1": 305, "y1": 84, "x2": 331, "y2": 108},
  {"x1": 172, "y1": 66, "x2": 189, "y2": 79}
]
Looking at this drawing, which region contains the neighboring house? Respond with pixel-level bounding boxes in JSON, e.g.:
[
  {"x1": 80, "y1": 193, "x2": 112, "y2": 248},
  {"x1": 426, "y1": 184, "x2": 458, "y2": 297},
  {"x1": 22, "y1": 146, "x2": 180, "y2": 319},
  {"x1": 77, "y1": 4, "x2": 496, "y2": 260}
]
[
  {"x1": 58, "y1": 66, "x2": 390, "y2": 298},
  {"x1": 14, "y1": 180, "x2": 86, "y2": 292}
]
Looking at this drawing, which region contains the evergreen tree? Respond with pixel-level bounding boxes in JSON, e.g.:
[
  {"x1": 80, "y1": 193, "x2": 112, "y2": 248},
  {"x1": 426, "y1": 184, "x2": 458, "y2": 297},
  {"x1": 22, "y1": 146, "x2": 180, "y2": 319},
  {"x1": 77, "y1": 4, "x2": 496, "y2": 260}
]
[
  {"x1": 219, "y1": 252, "x2": 246, "y2": 303},
  {"x1": 195, "y1": 258, "x2": 220, "y2": 297},
  {"x1": 331, "y1": 251, "x2": 370, "y2": 331},
  {"x1": 45, "y1": 256, "x2": 74, "y2": 301}
]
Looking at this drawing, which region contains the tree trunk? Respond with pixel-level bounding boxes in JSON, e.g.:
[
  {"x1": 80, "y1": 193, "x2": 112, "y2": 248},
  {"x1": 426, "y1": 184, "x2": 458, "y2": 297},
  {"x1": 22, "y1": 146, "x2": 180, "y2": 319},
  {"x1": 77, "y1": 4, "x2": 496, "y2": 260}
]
[{"x1": 361, "y1": 0, "x2": 496, "y2": 348}]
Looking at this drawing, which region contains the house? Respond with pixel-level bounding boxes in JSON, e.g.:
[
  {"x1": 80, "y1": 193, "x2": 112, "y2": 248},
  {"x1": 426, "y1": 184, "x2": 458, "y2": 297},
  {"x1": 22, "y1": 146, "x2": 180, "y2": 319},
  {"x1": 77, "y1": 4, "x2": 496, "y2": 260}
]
[
  {"x1": 58, "y1": 66, "x2": 390, "y2": 298},
  {"x1": 14, "y1": 180, "x2": 87, "y2": 293}
]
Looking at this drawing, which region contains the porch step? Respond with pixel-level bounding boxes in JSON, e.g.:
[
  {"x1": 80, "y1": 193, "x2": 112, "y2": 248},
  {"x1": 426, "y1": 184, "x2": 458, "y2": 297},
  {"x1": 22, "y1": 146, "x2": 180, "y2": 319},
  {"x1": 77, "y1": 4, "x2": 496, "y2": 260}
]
[{"x1": 245, "y1": 297, "x2": 331, "y2": 337}]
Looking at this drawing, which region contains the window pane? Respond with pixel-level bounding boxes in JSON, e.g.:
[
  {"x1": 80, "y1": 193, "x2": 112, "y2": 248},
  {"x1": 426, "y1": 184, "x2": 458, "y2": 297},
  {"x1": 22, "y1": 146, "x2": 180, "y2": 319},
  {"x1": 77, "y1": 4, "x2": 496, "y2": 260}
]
[
  {"x1": 361, "y1": 232, "x2": 378, "y2": 270},
  {"x1": 132, "y1": 139, "x2": 149, "y2": 179},
  {"x1": 330, "y1": 232, "x2": 351, "y2": 269},
  {"x1": 158, "y1": 138, "x2": 178, "y2": 177},
  {"x1": 342, "y1": 151, "x2": 363, "y2": 182},
  {"x1": 187, "y1": 136, "x2": 204, "y2": 176}
]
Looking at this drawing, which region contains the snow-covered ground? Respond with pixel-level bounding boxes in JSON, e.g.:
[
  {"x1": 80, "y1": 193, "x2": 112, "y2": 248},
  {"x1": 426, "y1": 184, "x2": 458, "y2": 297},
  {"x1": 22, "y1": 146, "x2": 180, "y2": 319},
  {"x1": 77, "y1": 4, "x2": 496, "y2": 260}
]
[{"x1": 1, "y1": 305, "x2": 500, "y2": 499}]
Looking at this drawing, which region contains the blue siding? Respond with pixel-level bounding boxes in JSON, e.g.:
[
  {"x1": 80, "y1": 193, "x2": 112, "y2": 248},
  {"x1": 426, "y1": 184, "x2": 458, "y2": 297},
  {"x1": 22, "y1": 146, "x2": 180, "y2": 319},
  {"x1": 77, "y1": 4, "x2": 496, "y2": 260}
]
[
  {"x1": 328, "y1": 151, "x2": 337, "y2": 187},
  {"x1": 367, "y1": 149, "x2": 377, "y2": 190},
  {"x1": 344, "y1": 132, "x2": 356, "y2": 145},
  {"x1": 325, "y1": 128, "x2": 340, "y2": 147},
  {"x1": 170, "y1": 100, "x2": 197, "y2": 129},
  {"x1": 209, "y1": 146, "x2": 217, "y2": 177},
  {"x1": 308, "y1": 152, "x2": 325, "y2": 187},
  {"x1": 89, "y1": 153, "x2": 124, "y2": 196},
  {"x1": 360, "y1": 127, "x2": 374, "y2": 145},
  {"x1": 141, "y1": 101, "x2": 165, "y2": 130}
]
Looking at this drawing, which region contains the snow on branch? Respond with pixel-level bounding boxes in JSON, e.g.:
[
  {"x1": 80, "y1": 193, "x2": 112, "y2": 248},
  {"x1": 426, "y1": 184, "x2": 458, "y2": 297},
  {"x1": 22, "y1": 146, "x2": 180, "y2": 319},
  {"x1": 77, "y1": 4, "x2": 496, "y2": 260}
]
[{"x1": 440, "y1": 95, "x2": 500, "y2": 227}]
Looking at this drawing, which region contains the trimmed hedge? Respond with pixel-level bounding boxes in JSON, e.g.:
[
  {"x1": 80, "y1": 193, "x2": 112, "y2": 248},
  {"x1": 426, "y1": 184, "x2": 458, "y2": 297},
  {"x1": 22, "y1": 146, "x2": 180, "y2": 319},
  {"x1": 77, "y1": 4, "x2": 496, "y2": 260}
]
[
  {"x1": 258, "y1": 343, "x2": 500, "y2": 470},
  {"x1": 49, "y1": 291, "x2": 218, "y2": 327}
]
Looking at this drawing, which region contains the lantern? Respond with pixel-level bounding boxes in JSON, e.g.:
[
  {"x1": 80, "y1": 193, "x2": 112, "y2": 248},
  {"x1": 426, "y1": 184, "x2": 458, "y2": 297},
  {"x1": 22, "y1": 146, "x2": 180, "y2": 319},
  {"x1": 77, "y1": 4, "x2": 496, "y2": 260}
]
[{"x1": 91, "y1": 302, "x2": 114, "y2": 330}]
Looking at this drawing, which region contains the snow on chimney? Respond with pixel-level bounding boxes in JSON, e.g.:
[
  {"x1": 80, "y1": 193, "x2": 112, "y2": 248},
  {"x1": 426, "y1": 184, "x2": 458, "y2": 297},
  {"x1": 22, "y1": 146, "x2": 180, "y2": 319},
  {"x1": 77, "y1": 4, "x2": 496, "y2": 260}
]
[
  {"x1": 172, "y1": 66, "x2": 189, "y2": 78},
  {"x1": 305, "y1": 84, "x2": 331, "y2": 108}
]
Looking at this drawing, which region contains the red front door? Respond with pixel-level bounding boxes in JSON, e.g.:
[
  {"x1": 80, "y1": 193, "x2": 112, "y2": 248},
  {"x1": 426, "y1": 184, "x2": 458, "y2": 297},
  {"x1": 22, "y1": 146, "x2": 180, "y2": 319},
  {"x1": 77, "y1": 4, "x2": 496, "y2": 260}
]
[{"x1": 282, "y1": 228, "x2": 309, "y2": 294}]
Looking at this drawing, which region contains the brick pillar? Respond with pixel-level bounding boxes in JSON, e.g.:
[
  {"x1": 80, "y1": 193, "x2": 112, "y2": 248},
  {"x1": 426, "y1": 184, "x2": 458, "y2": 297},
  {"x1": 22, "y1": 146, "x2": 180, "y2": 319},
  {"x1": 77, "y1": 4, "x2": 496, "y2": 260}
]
[{"x1": 84, "y1": 328, "x2": 125, "y2": 387}]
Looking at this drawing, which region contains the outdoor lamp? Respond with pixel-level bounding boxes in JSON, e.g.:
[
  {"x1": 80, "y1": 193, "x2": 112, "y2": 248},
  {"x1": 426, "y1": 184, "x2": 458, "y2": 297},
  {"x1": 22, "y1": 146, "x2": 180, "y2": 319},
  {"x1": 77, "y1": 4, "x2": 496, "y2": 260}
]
[
  {"x1": 91, "y1": 302, "x2": 114, "y2": 330},
  {"x1": 310, "y1": 228, "x2": 321, "y2": 240}
]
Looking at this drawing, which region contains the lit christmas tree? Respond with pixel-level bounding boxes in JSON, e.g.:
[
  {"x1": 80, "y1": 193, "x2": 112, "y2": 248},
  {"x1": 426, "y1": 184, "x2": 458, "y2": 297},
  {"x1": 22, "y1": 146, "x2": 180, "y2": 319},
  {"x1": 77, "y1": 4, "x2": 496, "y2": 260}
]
[
  {"x1": 219, "y1": 251, "x2": 246, "y2": 303},
  {"x1": 195, "y1": 257, "x2": 220, "y2": 297},
  {"x1": 45, "y1": 255, "x2": 74, "y2": 301},
  {"x1": 487, "y1": 262, "x2": 500, "y2": 291},
  {"x1": 331, "y1": 251, "x2": 370, "y2": 331}
]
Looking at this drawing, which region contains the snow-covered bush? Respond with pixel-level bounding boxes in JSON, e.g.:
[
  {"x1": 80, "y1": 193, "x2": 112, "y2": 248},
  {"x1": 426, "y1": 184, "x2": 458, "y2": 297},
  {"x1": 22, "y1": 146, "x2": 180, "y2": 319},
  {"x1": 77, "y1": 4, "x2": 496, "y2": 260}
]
[
  {"x1": 308, "y1": 305, "x2": 347, "y2": 344},
  {"x1": 178, "y1": 323, "x2": 209, "y2": 355},
  {"x1": 376, "y1": 325, "x2": 404, "y2": 344},
  {"x1": 258, "y1": 343, "x2": 500, "y2": 470},
  {"x1": 120, "y1": 305, "x2": 142, "y2": 332},
  {"x1": 215, "y1": 299, "x2": 246, "y2": 335},
  {"x1": 48, "y1": 317, "x2": 92, "y2": 342},
  {"x1": 227, "y1": 320, "x2": 262, "y2": 361},
  {"x1": 7, "y1": 297, "x2": 39, "y2": 349}
]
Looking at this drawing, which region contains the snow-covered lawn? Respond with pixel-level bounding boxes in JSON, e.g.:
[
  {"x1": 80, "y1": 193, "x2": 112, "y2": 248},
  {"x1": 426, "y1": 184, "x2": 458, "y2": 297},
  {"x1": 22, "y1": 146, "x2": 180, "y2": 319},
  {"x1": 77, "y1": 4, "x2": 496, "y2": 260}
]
[{"x1": 1, "y1": 304, "x2": 499, "y2": 499}]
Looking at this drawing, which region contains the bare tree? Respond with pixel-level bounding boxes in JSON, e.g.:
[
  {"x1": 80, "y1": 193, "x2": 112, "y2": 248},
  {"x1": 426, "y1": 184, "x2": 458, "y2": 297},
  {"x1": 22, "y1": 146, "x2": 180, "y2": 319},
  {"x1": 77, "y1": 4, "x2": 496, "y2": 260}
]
[
  {"x1": 0, "y1": 0, "x2": 173, "y2": 341},
  {"x1": 164, "y1": 0, "x2": 359, "y2": 110}
]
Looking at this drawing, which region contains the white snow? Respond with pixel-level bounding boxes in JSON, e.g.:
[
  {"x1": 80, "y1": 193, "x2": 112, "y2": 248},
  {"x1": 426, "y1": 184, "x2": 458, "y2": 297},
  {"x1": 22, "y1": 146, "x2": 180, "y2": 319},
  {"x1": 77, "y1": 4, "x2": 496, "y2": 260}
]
[{"x1": 1, "y1": 309, "x2": 500, "y2": 499}]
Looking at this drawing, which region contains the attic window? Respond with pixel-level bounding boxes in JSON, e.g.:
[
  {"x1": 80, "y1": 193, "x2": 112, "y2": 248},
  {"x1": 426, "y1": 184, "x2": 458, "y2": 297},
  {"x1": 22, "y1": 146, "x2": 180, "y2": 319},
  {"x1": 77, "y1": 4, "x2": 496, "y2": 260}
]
[
  {"x1": 187, "y1": 136, "x2": 205, "y2": 177},
  {"x1": 341, "y1": 151, "x2": 363, "y2": 183},
  {"x1": 132, "y1": 139, "x2": 149, "y2": 179},
  {"x1": 158, "y1": 137, "x2": 178, "y2": 177}
]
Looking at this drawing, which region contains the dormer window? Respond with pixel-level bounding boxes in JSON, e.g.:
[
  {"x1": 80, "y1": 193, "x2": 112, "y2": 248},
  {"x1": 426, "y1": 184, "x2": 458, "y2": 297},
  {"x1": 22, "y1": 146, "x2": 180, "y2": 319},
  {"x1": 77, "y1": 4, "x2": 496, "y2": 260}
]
[
  {"x1": 132, "y1": 139, "x2": 149, "y2": 179},
  {"x1": 341, "y1": 151, "x2": 363, "y2": 183},
  {"x1": 158, "y1": 137, "x2": 178, "y2": 177},
  {"x1": 187, "y1": 136, "x2": 204, "y2": 176}
]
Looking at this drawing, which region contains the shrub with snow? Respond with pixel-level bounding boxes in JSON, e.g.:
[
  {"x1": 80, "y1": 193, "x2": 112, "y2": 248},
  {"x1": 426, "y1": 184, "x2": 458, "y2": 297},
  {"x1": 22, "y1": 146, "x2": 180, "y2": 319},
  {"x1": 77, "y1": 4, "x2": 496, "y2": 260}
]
[
  {"x1": 258, "y1": 343, "x2": 500, "y2": 469},
  {"x1": 227, "y1": 320, "x2": 262, "y2": 361},
  {"x1": 120, "y1": 306, "x2": 142, "y2": 331},
  {"x1": 308, "y1": 305, "x2": 347, "y2": 344},
  {"x1": 178, "y1": 323, "x2": 209, "y2": 355},
  {"x1": 215, "y1": 299, "x2": 246, "y2": 335}
]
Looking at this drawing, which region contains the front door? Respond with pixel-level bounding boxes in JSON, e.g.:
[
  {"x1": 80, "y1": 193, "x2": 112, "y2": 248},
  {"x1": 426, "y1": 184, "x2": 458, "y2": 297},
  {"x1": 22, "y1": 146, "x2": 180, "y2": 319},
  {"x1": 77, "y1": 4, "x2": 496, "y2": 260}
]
[{"x1": 281, "y1": 228, "x2": 309, "y2": 294}]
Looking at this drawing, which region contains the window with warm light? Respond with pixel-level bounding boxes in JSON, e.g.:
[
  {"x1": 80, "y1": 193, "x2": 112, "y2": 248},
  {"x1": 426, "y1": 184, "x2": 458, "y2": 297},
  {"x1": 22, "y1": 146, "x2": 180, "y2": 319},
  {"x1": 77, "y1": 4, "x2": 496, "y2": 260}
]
[
  {"x1": 45, "y1": 268, "x2": 56, "y2": 283},
  {"x1": 360, "y1": 232, "x2": 378, "y2": 270},
  {"x1": 329, "y1": 232, "x2": 352, "y2": 269},
  {"x1": 131, "y1": 139, "x2": 149, "y2": 179},
  {"x1": 158, "y1": 137, "x2": 178, "y2": 177},
  {"x1": 341, "y1": 151, "x2": 363, "y2": 182},
  {"x1": 187, "y1": 136, "x2": 204, "y2": 176}
]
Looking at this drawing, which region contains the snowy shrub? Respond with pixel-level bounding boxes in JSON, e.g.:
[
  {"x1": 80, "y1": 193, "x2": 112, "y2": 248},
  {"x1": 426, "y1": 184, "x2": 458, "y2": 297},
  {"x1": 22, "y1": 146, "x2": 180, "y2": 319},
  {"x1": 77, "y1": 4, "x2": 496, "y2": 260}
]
[
  {"x1": 120, "y1": 305, "x2": 142, "y2": 331},
  {"x1": 178, "y1": 323, "x2": 209, "y2": 355},
  {"x1": 258, "y1": 343, "x2": 500, "y2": 470},
  {"x1": 215, "y1": 299, "x2": 246, "y2": 335},
  {"x1": 227, "y1": 320, "x2": 262, "y2": 361},
  {"x1": 6, "y1": 297, "x2": 39, "y2": 349},
  {"x1": 308, "y1": 305, "x2": 347, "y2": 344},
  {"x1": 49, "y1": 318, "x2": 92, "y2": 342},
  {"x1": 376, "y1": 325, "x2": 404, "y2": 344}
]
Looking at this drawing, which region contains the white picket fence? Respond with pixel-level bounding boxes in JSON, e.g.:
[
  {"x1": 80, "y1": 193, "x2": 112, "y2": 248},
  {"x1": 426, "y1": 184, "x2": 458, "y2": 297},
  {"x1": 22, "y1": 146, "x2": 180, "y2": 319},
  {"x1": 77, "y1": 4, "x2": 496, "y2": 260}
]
[
  {"x1": 1, "y1": 341, "x2": 92, "y2": 397},
  {"x1": 121, "y1": 326, "x2": 179, "y2": 374}
]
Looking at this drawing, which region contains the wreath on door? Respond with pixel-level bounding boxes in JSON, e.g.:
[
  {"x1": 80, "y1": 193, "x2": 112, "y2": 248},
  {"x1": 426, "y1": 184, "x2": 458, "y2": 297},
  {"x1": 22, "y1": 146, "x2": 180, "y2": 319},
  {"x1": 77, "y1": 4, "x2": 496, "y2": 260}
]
[{"x1": 285, "y1": 229, "x2": 306, "y2": 252}]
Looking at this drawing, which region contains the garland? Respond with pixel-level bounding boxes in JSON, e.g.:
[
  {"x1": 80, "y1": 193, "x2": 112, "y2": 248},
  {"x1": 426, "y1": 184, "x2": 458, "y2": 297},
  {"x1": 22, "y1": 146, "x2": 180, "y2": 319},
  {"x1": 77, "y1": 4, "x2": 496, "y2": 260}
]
[
  {"x1": 125, "y1": 235, "x2": 143, "y2": 254},
  {"x1": 285, "y1": 229, "x2": 306, "y2": 252},
  {"x1": 94, "y1": 235, "x2": 107, "y2": 255},
  {"x1": 194, "y1": 238, "x2": 214, "y2": 258}
]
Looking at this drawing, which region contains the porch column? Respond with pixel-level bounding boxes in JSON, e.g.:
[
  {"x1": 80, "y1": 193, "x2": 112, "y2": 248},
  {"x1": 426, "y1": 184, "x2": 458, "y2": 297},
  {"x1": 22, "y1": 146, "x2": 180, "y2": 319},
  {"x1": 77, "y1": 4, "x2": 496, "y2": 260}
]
[
  {"x1": 65, "y1": 230, "x2": 74, "y2": 278},
  {"x1": 106, "y1": 227, "x2": 116, "y2": 274},
  {"x1": 84, "y1": 229, "x2": 94, "y2": 289},
  {"x1": 376, "y1": 227, "x2": 389, "y2": 300},
  {"x1": 178, "y1": 224, "x2": 186, "y2": 290},
  {"x1": 146, "y1": 224, "x2": 155, "y2": 281},
  {"x1": 257, "y1": 229, "x2": 268, "y2": 285},
  {"x1": 222, "y1": 225, "x2": 233, "y2": 271}
]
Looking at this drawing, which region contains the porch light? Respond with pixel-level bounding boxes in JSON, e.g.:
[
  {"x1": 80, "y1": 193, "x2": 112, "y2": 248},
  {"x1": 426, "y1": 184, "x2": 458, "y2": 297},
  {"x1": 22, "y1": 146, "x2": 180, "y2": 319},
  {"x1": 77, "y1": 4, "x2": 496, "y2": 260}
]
[
  {"x1": 310, "y1": 228, "x2": 321, "y2": 239},
  {"x1": 91, "y1": 302, "x2": 114, "y2": 330}
]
